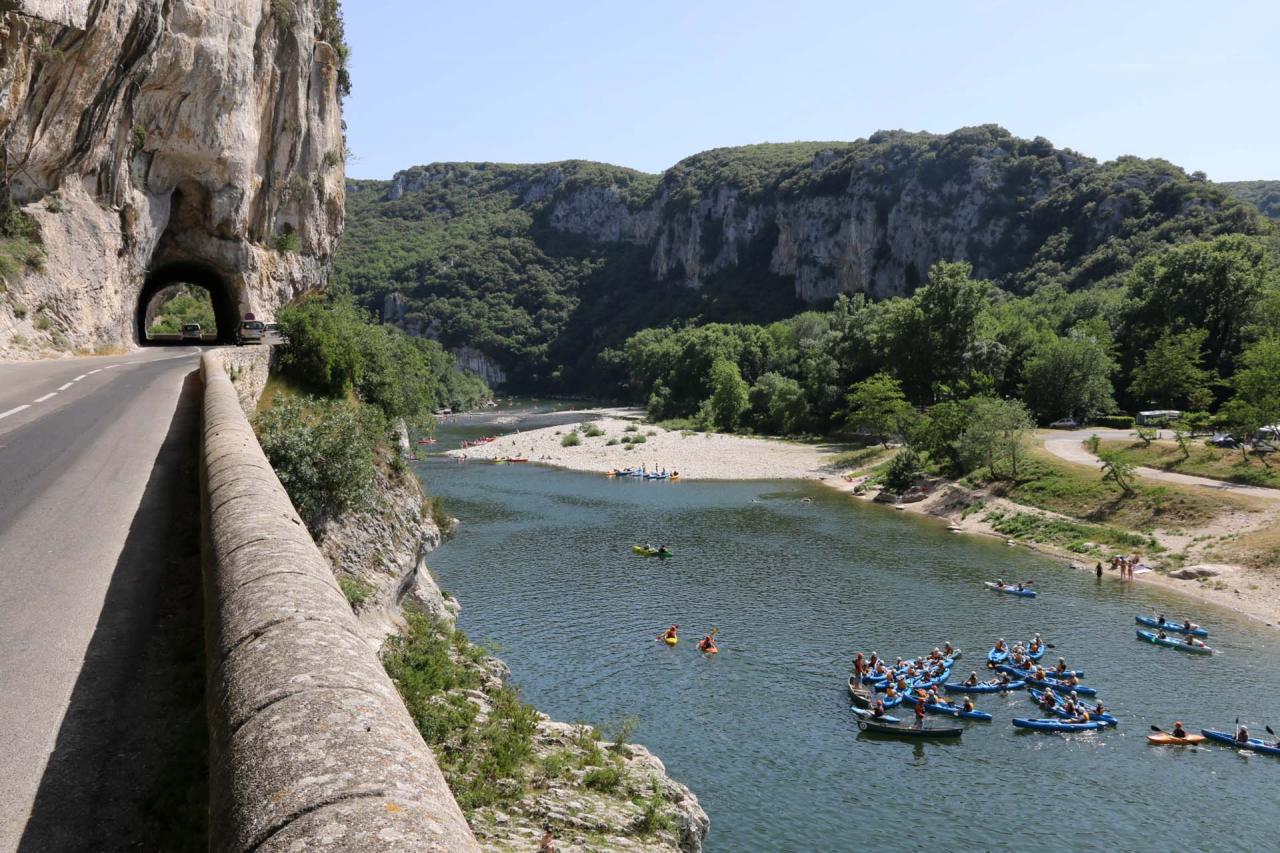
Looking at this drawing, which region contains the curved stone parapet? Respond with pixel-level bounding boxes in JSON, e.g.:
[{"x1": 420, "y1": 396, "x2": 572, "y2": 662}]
[{"x1": 199, "y1": 352, "x2": 478, "y2": 852}]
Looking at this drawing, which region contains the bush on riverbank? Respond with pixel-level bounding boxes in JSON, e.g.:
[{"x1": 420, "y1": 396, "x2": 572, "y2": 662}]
[{"x1": 1100, "y1": 439, "x2": 1280, "y2": 489}]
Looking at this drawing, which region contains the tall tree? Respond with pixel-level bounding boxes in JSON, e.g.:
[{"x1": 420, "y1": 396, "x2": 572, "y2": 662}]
[
  {"x1": 706, "y1": 357, "x2": 749, "y2": 431},
  {"x1": 957, "y1": 397, "x2": 1034, "y2": 480},
  {"x1": 1020, "y1": 331, "x2": 1116, "y2": 422},
  {"x1": 845, "y1": 373, "x2": 911, "y2": 447},
  {"x1": 1128, "y1": 329, "x2": 1212, "y2": 409}
]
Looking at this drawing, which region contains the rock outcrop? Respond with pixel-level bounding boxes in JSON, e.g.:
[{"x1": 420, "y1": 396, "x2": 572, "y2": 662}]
[{"x1": 0, "y1": 0, "x2": 346, "y2": 358}]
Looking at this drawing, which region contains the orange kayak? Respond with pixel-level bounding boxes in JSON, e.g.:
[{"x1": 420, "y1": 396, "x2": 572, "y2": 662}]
[{"x1": 1147, "y1": 733, "x2": 1205, "y2": 745}]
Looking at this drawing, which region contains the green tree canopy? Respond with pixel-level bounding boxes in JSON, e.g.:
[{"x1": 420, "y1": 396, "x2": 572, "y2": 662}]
[
  {"x1": 1021, "y1": 331, "x2": 1116, "y2": 422},
  {"x1": 1128, "y1": 329, "x2": 1213, "y2": 410},
  {"x1": 845, "y1": 373, "x2": 911, "y2": 446},
  {"x1": 706, "y1": 357, "x2": 749, "y2": 431}
]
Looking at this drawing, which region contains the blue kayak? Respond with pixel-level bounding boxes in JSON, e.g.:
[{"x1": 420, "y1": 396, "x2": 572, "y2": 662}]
[
  {"x1": 1024, "y1": 676, "x2": 1097, "y2": 696},
  {"x1": 1027, "y1": 643, "x2": 1046, "y2": 661},
  {"x1": 851, "y1": 707, "x2": 901, "y2": 724},
  {"x1": 1028, "y1": 690, "x2": 1118, "y2": 726},
  {"x1": 997, "y1": 664, "x2": 1084, "y2": 680},
  {"x1": 988, "y1": 647, "x2": 1010, "y2": 664},
  {"x1": 1013, "y1": 717, "x2": 1104, "y2": 733},
  {"x1": 917, "y1": 699, "x2": 993, "y2": 721},
  {"x1": 985, "y1": 581, "x2": 1036, "y2": 597},
  {"x1": 1200, "y1": 729, "x2": 1280, "y2": 755},
  {"x1": 944, "y1": 679, "x2": 1026, "y2": 693},
  {"x1": 1136, "y1": 615, "x2": 1208, "y2": 638},
  {"x1": 1136, "y1": 629, "x2": 1214, "y2": 655}
]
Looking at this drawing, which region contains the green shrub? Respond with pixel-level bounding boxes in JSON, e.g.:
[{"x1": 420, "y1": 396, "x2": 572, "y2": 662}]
[
  {"x1": 637, "y1": 782, "x2": 675, "y2": 834},
  {"x1": 33, "y1": 312, "x2": 50, "y2": 331},
  {"x1": 252, "y1": 396, "x2": 383, "y2": 526},
  {"x1": 583, "y1": 423, "x2": 605, "y2": 437},
  {"x1": 338, "y1": 575, "x2": 374, "y2": 608},
  {"x1": 882, "y1": 447, "x2": 922, "y2": 493},
  {"x1": 561, "y1": 430, "x2": 581, "y2": 447},
  {"x1": 582, "y1": 762, "x2": 624, "y2": 792},
  {"x1": 624, "y1": 424, "x2": 639, "y2": 432},
  {"x1": 606, "y1": 438, "x2": 620, "y2": 446},
  {"x1": 273, "y1": 230, "x2": 301, "y2": 253},
  {"x1": 1093, "y1": 415, "x2": 1135, "y2": 429}
]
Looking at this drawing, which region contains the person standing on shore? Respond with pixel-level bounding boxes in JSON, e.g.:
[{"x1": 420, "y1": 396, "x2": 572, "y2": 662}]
[{"x1": 1095, "y1": 561, "x2": 1103, "y2": 579}]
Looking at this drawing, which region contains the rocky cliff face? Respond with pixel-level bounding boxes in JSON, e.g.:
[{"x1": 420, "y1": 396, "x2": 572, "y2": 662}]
[{"x1": 0, "y1": 0, "x2": 345, "y2": 358}]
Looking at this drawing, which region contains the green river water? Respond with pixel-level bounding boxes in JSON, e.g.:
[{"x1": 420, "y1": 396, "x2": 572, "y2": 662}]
[{"x1": 417, "y1": 405, "x2": 1279, "y2": 852}]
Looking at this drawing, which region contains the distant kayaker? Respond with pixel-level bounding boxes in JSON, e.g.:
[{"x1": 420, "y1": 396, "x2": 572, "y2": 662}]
[
  {"x1": 1172, "y1": 721, "x2": 1188, "y2": 739},
  {"x1": 871, "y1": 698, "x2": 888, "y2": 718},
  {"x1": 943, "y1": 642, "x2": 956, "y2": 657},
  {"x1": 853, "y1": 653, "x2": 866, "y2": 675},
  {"x1": 659, "y1": 625, "x2": 679, "y2": 642},
  {"x1": 913, "y1": 698, "x2": 926, "y2": 727},
  {"x1": 994, "y1": 639, "x2": 1007, "y2": 653},
  {"x1": 1157, "y1": 629, "x2": 1168, "y2": 640},
  {"x1": 1183, "y1": 619, "x2": 1196, "y2": 632},
  {"x1": 963, "y1": 672, "x2": 979, "y2": 687},
  {"x1": 961, "y1": 698, "x2": 976, "y2": 713},
  {"x1": 997, "y1": 673, "x2": 1012, "y2": 687},
  {"x1": 1052, "y1": 658, "x2": 1069, "y2": 676},
  {"x1": 697, "y1": 630, "x2": 718, "y2": 653},
  {"x1": 995, "y1": 578, "x2": 1006, "y2": 589},
  {"x1": 1236, "y1": 726, "x2": 1250, "y2": 744}
]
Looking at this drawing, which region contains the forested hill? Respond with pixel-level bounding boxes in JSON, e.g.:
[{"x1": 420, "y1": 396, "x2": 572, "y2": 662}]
[
  {"x1": 1221, "y1": 181, "x2": 1280, "y2": 220},
  {"x1": 334, "y1": 124, "x2": 1270, "y2": 389}
]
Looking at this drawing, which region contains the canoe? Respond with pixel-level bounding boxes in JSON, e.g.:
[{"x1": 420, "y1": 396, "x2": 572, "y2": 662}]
[
  {"x1": 1023, "y1": 676, "x2": 1097, "y2": 696},
  {"x1": 849, "y1": 677, "x2": 901, "y2": 709},
  {"x1": 1136, "y1": 629, "x2": 1213, "y2": 655},
  {"x1": 856, "y1": 718, "x2": 963, "y2": 738},
  {"x1": 1013, "y1": 717, "x2": 1104, "y2": 733},
  {"x1": 1027, "y1": 690, "x2": 1118, "y2": 726},
  {"x1": 1147, "y1": 733, "x2": 1206, "y2": 745},
  {"x1": 851, "y1": 707, "x2": 901, "y2": 724},
  {"x1": 985, "y1": 581, "x2": 1036, "y2": 597},
  {"x1": 1136, "y1": 615, "x2": 1208, "y2": 637},
  {"x1": 944, "y1": 679, "x2": 1026, "y2": 693},
  {"x1": 1200, "y1": 729, "x2": 1280, "y2": 755}
]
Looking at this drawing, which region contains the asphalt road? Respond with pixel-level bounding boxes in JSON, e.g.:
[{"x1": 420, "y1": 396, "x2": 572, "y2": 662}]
[{"x1": 0, "y1": 347, "x2": 205, "y2": 850}]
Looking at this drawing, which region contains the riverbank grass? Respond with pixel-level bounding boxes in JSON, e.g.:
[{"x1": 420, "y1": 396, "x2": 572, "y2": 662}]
[{"x1": 1099, "y1": 439, "x2": 1280, "y2": 489}]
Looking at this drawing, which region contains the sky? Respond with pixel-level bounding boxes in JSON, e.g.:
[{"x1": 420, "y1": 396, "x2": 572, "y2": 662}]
[{"x1": 342, "y1": 0, "x2": 1278, "y2": 182}]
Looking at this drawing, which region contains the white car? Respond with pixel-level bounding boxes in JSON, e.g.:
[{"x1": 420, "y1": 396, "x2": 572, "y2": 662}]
[{"x1": 181, "y1": 323, "x2": 202, "y2": 341}]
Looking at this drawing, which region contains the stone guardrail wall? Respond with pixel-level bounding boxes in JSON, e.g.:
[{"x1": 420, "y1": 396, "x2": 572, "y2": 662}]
[{"x1": 199, "y1": 351, "x2": 479, "y2": 852}]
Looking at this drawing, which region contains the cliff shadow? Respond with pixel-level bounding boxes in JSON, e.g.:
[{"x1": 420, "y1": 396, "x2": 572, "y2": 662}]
[{"x1": 18, "y1": 369, "x2": 207, "y2": 853}]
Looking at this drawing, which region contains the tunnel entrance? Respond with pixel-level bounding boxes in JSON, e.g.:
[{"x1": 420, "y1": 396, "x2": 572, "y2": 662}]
[{"x1": 136, "y1": 262, "x2": 240, "y2": 346}]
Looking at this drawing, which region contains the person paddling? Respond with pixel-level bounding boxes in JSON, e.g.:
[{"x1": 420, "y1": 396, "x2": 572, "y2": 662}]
[
  {"x1": 963, "y1": 671, "x2": 979, "y2": 687},
  {"x1": 913, "y1": 697, "x2": 926, "y2": 728},
  {"x1": 658, "y1": 624, "x2": 679, "y2": 643},
  {"x1": 1171, "y1": 721, "x2": 1188, "y2": 739},
  {"x1": 1236, "y1": 726, "x2": 1250, "y2": 745},
  {"x1": 871, "y1": 698, "x2": 888, "y2": 718},
  {"x1": 697, "y1": 629, "x2": 718, "y2": 653}
]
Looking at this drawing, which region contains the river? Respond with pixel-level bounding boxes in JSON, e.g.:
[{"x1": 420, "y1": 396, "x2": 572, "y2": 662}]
[{"x1": 417, "y1": 404, "x2": 1280, "y2": 852}]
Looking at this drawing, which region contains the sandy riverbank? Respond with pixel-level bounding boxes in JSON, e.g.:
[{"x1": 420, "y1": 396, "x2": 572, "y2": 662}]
[
  {"x1": 446, "y1": 416, "x2": 842, "y2": 481},
  {"x1": 446, "y1": 414, "x2": 1280, "y2": 628}
]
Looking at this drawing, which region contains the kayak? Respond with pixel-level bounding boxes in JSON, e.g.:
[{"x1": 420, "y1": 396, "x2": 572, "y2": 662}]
[
  {"x1": 1013, "y1": 717, "x2": 1104, "y2": 733},
  {"x1": 856, "y1": 718, "x2": 963, "y2": 738},
  {"x1": 1023, "y1": 676, "x2": 1098, "y2": 696},
  {"x1": 998, "y1": 664, "x2": 1084, "y2": 680},
  {"x1": 1027, "y1": 644, "x2": 1046, "y2": 661},
  {"x1": 1200, "y1": 729, "x2": 1280, "y2": 755},
  {"x1": 985, "y1": 581, "x2": 1036, "y2": 597},
  {"x1": 1136, "y1": 629, "x2": 1213, "y2": 655},
  {"x1": 944, "y1": 679, "x2": 1026, "y2": 693},
  {"x1": 851, "y1": 707, "x2": 901, "y2": 724},
  {"x1": 916, "y1": 699, "x2": 993, "y2": 721},
  {"x1": 1147, "y1": 733, "x2": 1206, "y2": 745},
  {"x1": 988, "y1": 647, "x2": 1009, "y2": 664},
  {"x1": 632, "y1": 545, "x2": 673, "y2": 558},
  {"x1": 1136, "y1": 615, "x2": 1208, "y2": 637},
  {"x1": 699, "y1": 644, "x2": 718, "y2": 654},
  {"x1": 1027, "y1": 690, "x2": 1118, "y2": 726},
  {"x1": 663, "y1": 636, "x2": 678, "y2": 646}
]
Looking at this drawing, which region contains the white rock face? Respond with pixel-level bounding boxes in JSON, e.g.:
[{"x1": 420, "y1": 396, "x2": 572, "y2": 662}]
[{"x1": 0, "y1": 0, "x2": 345, "y2": 358}]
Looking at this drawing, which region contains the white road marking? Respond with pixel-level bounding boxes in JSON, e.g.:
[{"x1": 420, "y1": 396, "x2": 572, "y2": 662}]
[
  {"x1": 0, "y1": 405, "x2": 31, "y2": 420},
  {"x1": 104, "y1": 364, "x2": 120, "y2": 369},
  {"x1": 87, "y1": 369, "x2": 101, "y2": 375},
  {"x1": 33, "y1": 393, "x2": 56, "y2": 403},
  {"x1": 57, "y1": 383, "x2": 73, "y2": 391},
  {"x1": 72, "y1": 375, "x2": 86, "y2": 382}
]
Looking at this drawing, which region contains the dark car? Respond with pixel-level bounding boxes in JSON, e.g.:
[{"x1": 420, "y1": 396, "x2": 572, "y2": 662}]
[
  {"x1": 236, "y1": 320, "x2": 265, "y2": 346},
  {"x1": 1209, "y1": 433, "x2": 1239, "y2": 449}
]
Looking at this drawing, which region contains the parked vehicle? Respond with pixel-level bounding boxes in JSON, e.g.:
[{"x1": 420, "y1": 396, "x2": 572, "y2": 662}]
[
  {"x1": 1209, "y1": 433, "x2": 1239, "y2": 449},
  {"x1": 236, "y1": 320, "x2": 265, "y2": 346},
  {"x1": 1048, "y1": 417, "x2": 1080, "y2": 430},
  {"x1": 180, "y1": 323, "x2": 202, "y2": 341}
]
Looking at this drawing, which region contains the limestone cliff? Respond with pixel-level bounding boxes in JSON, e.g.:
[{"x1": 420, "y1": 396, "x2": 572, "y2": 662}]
[
  {"x1": 338, "y1": 126, "x2": 1267, "y2": 387},
  {"x1": 0, "y1": 0, "x2": 346, "y2": 358}
]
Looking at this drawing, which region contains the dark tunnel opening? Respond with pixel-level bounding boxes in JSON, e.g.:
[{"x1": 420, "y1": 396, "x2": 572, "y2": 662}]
[{"x1": 136, "y1": 262, "x2": 240, "y2": 346}]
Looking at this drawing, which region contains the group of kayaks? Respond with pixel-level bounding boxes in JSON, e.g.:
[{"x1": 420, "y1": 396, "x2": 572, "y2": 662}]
[
  {"x1": 1134, "y1": 614, "x2": 1214, "y2": 654},
  {"x1": 608, "y1": 467, "x2": 680, "y2": 481},
  {"x1": 849, "y1": 645, "x2": 983, "y2": 737}
]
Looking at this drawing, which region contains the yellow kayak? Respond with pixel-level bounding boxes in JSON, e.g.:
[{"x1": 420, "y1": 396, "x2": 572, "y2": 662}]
[{"x1": 664, "y1": 636, "x2": 678, "y2": 646}]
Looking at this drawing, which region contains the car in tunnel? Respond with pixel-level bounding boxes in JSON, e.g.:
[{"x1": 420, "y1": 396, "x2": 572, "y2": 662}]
[
  {"x1": 236, "y1": 320, "x2": 265, "y2": 346},
  {"x1": 181, "y1": 323, "x2": 203, "y2": 341}
]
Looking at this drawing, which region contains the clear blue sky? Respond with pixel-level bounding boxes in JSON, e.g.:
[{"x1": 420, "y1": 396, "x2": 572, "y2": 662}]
[{"x1": 342, "y1": 0, "x2": 1277, "y2": 182}]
